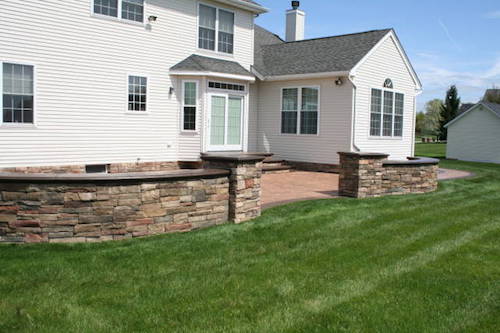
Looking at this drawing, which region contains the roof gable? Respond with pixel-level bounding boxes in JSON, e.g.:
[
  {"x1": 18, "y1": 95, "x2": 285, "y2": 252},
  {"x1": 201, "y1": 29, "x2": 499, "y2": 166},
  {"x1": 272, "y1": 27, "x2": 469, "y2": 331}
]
[
  {"x1": 350, "y1": 31, "x2": 422, "y2": 89},
  {"x1": 445, "y1": 102, "x2": 500, "y2": 128}
]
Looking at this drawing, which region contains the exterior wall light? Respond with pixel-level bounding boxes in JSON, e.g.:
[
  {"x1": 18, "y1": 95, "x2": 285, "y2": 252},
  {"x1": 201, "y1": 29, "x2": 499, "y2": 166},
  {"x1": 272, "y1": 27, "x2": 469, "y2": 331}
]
[
  {"x1": 169, "y1": 87, "x2": 175, "y2": 95},
  {"x1": 335, "y1": 78, "x2": 343, "y2": 86},
  {"x1": 148, "y1": 15, "x2": 158, "y2": 23}
]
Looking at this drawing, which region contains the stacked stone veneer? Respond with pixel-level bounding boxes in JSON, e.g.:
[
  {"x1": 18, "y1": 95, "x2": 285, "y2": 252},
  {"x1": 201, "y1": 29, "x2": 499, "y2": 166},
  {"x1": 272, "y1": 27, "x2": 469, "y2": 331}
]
[
  {"x1": 0, "y1": 170, "x2": 230, "y2": 244},
  {"x1": 201, "y1": 154, "x2": 264, "y2": 224},
  {"x1": 338, "y1": 152, "x2": 439, "y2": 198}
]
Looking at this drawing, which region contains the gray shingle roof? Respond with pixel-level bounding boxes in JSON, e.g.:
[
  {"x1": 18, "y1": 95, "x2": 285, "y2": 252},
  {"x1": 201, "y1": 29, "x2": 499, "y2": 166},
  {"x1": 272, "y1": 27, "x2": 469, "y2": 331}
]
[
  {"x1": 482, "y1": 101, "x2": 500, "y2": 117},
  {"x1": 457, "y1": 103, "x2": 475, "y2": 116},
  {"x1": 170, "y1": 54, "x2": 253, "y2": 77},
  {"x1": 254, "y1": 25, "x2": 392, "y2": 77}
]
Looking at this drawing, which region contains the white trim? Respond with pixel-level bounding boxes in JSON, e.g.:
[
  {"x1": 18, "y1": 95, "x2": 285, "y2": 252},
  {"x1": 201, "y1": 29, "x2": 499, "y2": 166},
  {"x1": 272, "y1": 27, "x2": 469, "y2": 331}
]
[
  {"x1": 350, "y1": 30, "x2": 422, "y2": 90},
  {"x1": 264, "y1": 71, "x2": 349, "y2": 82},
  {"x1": 125, "y1": 73, "x2": 149, "y2": 114},
  {"x1": 280, "y1": 85, "x2": 321, "y2": 136},
  {"x1": 181, "y1": 80, "x2": 199, "y2": 133},
  {"x1": 0, "y1": 60, "x2": 37, "y2": 128},
  {"x1": 212, "y1": 0, "x2": 268, "y2": 14},
  {"x1": 169, "y1": 70, "x2": 255, "y2": 82},
  {"x1": 197, "y1": 2, "x2": 235, "y2": 56},
  {"x1": 444, "y1": 102, "x2": 500, "y2": 128},
  {"x1": 90, "y1": 0, "x2": 146, "y2": 26}
]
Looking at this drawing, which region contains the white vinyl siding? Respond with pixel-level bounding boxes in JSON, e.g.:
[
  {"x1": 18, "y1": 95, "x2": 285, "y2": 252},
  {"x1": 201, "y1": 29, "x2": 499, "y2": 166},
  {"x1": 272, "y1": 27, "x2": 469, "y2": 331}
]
[
  {"x1": 258, "y1": 78, "x2": 353, "y2": 165},
  {"x1": 0, "y1": 0, "x2": 255, "y2": 168},
  {"x1": 353, "y1": 35, "x2": 417, "y2": 160},
  {"x1": 198, "y1": 3, "x2": 235, "y2": 54},
  {"x1": 446, "y1": 105, "x2": 500, "y2": 164}
]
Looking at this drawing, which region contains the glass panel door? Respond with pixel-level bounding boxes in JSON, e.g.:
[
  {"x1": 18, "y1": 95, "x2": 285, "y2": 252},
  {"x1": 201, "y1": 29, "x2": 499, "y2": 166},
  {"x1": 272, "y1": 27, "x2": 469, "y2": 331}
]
[
  {"x1": 227, "y1": 97, "x2": 242, "y2": 145},
  {"x1": 208, "y1": 94, "x2": 244, "y2": 151},
  {"x1": 210, "y1": 95, "x2": 226, "y2": 146}
]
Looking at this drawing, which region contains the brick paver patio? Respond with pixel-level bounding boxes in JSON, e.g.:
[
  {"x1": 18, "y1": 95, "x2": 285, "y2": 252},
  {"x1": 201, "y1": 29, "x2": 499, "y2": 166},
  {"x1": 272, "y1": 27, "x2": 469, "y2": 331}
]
[{"x1": 262, "y1": 168, "x2": 473, "y2": 209}]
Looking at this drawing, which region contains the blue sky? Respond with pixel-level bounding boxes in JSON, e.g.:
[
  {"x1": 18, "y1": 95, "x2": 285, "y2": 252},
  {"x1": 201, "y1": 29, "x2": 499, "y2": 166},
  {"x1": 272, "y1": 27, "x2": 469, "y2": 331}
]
[{"x1": 255, "y1": 0, "x2": 500, "y2": 111}]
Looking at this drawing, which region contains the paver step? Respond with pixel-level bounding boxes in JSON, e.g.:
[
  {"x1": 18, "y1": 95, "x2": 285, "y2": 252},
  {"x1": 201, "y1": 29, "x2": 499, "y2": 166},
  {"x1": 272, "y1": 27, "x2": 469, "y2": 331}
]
[{"x1": 263, "y1": 164, "x2": 294, "y2": 174}]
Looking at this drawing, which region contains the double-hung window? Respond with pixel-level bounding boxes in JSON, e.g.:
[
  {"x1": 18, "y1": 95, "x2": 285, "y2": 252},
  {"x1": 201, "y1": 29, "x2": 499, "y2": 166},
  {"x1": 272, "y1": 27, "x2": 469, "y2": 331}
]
[
  {"x1": 128, "y1": 76, "x2": 147, "y2": 112},
  {"x1": 370, "y1": 85, "x2": 404, "y2": 137},
  {"x1": 198, "y1": 4, "x2": 234, "y2": 54},
  {"x1": 93, "y1": 0, "x2": 144, "y2": 23},
  {"x1": 2, "y1": 63, "x2": 34, "y2": 124},
  {"x1": 281, "y1": 87, "x2": 319, "y2": 135},
  {"x1": 182, "y1": 81, "x2": 197, "y2": 131}
]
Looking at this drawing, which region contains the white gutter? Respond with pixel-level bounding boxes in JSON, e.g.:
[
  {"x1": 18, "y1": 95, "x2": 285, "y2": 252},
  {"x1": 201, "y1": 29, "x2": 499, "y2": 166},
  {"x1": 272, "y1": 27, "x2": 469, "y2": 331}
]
[
  {"x1": 347, "y1": 75, "x2": 361, "y2": 152},
  {"x1": 214, "y1": 0, "x2": 268, "y2": 14},
  {"x1": 169, "y1": 70, "x2": 255, "y2": 82}
]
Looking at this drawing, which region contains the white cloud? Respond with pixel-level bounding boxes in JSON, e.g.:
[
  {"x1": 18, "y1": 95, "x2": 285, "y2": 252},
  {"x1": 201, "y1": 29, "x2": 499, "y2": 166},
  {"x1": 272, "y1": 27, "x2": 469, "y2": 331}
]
[
  {"x1": 415, "y1": 57, "x2": 500, "y2": 110},
  {"x1": 485, "y1": 10, "x2": 500, "y2": 19}
]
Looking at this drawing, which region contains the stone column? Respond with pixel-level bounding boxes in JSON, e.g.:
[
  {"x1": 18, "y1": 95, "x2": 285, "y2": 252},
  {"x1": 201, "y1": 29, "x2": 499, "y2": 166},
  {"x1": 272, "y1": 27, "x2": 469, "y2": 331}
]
[
  {"x1": 338, "y1": 152, "x2": 389, "y2": 198},
  {"x1": 201, "y1": 154, "x2": 265, "y2": 223}
]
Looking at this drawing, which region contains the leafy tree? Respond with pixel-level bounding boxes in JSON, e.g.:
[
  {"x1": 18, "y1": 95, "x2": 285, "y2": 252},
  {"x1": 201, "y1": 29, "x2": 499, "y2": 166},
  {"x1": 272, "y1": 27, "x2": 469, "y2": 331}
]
[
  {"x1": 438, "y1": 85, "x2": 460, "y2": 140},
  {"x1": 415, "y1": 112, "x2": 425, "y2": 136},
  {"x1": 422, "y1": 99, "x2": 443, "y2": 137}
]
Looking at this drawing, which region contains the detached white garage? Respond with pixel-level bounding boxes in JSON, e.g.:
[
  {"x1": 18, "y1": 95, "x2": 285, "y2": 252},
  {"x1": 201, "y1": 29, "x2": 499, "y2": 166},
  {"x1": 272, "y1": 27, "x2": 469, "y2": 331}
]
[{"x1": 445, "y1": 102, "x2": 500, "y2": 164}]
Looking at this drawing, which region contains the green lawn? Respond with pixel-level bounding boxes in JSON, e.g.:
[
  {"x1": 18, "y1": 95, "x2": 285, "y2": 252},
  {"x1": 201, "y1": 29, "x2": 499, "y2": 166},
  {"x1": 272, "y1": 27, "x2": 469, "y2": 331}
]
[
  {"x1": 1, "y1": 150, "x2": 500, "y2": 332},
  {"x1": 415, "y1": 142, "x2": 447, "y2": 158}
]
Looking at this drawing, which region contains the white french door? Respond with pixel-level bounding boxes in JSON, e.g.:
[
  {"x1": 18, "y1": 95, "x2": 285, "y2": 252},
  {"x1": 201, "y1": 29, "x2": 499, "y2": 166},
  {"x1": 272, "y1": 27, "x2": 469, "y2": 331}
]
[{"x1": 207, "y1": 93, "x2": 244, "y2": 151}]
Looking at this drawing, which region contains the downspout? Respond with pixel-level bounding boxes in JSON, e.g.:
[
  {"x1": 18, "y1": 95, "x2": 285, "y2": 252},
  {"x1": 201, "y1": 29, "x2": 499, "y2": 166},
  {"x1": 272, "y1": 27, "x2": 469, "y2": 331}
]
[
  {"x1": 348, "y1": 75, "x2": 361, "y2": 152},
  {"x1": 412, "y1": 88, "x2": 423, "y2": 156}
]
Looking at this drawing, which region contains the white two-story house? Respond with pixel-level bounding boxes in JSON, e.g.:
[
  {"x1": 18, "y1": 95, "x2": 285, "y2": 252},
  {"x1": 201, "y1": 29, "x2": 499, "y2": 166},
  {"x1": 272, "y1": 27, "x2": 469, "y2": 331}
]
[{"x1": 0, "y1": 0, "x2": 421, "y2": 172}]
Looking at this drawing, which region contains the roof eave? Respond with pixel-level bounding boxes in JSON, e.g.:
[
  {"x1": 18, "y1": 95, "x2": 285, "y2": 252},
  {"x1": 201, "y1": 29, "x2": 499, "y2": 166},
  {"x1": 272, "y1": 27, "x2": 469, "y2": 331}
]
[
  {"x1": 169, "y1": 70, "x2": 255, "y2": 82},
  {"x1": 263, "y1": 71, "x2": 350, "y2": 82},
  {"x1": 214, "y1": 0, "x2": 268, "y2": 14}
]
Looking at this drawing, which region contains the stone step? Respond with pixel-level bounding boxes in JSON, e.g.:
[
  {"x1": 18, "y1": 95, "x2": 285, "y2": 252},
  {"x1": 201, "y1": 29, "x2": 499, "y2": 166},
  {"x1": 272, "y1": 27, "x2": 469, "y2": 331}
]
[{"x1": 263, "y1": 164, "x2": 294, "y2": 174}]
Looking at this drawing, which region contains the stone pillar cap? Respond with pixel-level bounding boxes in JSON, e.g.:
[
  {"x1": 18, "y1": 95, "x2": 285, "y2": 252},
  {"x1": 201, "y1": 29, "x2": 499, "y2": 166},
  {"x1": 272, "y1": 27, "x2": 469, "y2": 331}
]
[{"x1": 201, "y1": 153, "x2": 267, "y2": 162}]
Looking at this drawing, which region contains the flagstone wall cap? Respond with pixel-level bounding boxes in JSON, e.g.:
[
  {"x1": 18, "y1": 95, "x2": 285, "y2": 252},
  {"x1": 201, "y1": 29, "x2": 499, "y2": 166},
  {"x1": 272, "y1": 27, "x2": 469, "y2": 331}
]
[
  {"x1": 383, "y1": 157, "x2": 440, "y2": 166},
  {"x1": 338, "y1": 152, "x2": 390, "y2": 158},
  {"x1": 0, "y1": 169, "x2": 230, "y2": 183}
]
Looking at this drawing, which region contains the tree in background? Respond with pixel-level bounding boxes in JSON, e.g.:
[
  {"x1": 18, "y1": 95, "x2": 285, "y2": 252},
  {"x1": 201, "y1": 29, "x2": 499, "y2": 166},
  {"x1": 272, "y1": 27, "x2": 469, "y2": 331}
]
[
  {"x1": 415, "y1": 112, "x2": 425, "y2": 137},
  {"x1": 422, "y1": 99, "x2": 442, "y2": 137},
  {"x1": 438, "y1": 85, "x2": 460, "y2": 140}
]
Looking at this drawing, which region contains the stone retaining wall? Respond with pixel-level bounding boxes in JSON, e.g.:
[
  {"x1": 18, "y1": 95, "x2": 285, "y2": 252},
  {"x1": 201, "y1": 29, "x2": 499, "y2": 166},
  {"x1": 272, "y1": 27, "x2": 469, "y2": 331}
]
[
  {"x1": 0, "y1": 171, "x2": 230, "y2": 243},
  {"x1": 338, "y1": 152, "x2": 439, "y2": 198},
  {"x1": 0, "y1": 161, "x2": 179, "y2": 174}
]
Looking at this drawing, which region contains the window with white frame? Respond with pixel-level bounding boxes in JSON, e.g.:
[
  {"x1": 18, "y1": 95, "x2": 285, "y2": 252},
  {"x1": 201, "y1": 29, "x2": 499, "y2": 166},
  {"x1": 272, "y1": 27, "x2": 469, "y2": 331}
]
[
  {"x1": 182, "y1": 81, "x2": 197, "y2": 131},
  {"x1": 198, "y1": 4, "x2": 234, "y2": 54},
  {"x1": 370, "y1": 86, "x2": 404, "y2": 137},
  {"x1": 2, "y1": 63, "x2": 34, "y2": 124},
  {"x1": 128, "y1": 76, "x2": 147, "y2": 111},
  {"x1": 93, "y1": 0, "x2": 144, "y2": 23},
  {"x1": 281, "y1": 87, "x2": 319, "y2": 135}
]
